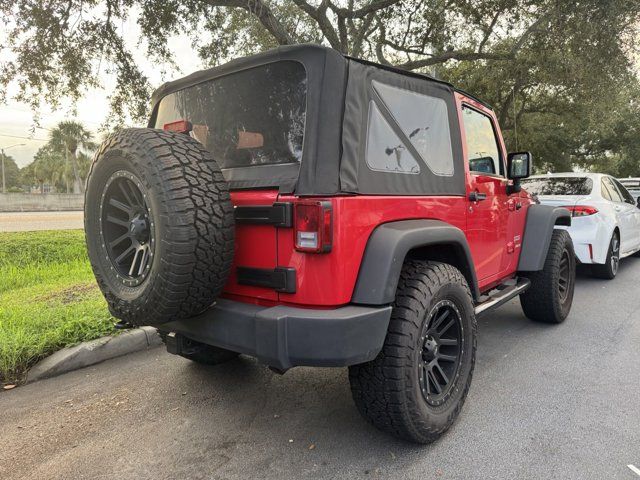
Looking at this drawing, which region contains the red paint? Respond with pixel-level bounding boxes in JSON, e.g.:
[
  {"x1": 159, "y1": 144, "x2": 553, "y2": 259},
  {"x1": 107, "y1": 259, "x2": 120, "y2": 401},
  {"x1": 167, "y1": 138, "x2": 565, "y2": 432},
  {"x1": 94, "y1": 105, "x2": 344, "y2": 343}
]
[
  {"x1": 224, "y1": 190, "x2": 280, "y2": 301},
  {"x1": 224, "y1": 92, "x2": 534, "y2": 309}
]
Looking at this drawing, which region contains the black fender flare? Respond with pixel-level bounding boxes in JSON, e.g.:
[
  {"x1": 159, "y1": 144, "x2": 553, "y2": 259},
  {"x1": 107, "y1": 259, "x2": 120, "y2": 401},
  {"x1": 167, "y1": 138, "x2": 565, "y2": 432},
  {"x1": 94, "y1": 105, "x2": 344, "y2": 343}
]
[
  {"x1": 351, "y1": 219, "x2": 480, "y2": 305},
  {"x1": 517, "y1": 204, "x2": 572, "y2": 271}
]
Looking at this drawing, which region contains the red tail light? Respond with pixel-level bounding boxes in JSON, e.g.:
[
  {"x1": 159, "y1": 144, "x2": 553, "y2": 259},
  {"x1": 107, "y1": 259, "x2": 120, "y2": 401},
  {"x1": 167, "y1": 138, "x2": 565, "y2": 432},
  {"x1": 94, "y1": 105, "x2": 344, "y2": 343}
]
[
  {"x1": 295, "y1": 201, "x2": 332, "y2": 253},
  {"x1": 163, "y1": 119, "x2": 192, "y2": 134},
  {"x1": 562, "y1": 205, "x2": 598, "y2": 217}
]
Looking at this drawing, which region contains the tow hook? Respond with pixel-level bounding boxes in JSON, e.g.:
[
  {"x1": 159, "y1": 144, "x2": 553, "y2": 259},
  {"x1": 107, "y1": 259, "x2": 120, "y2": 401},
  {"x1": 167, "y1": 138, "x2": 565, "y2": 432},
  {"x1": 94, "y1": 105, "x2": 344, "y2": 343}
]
[{"x1": 164, "y1": 332, "x2": 201, "y2": 356}]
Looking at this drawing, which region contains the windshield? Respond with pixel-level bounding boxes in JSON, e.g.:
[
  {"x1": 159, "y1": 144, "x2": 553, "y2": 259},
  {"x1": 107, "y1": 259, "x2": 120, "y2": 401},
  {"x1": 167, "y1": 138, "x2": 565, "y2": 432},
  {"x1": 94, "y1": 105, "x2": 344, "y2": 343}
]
[
  {"x1": 154, "y1": 61, "x2": 307, "y2": 169},
  {"x1": 521, "y1": 177, "x2": 593, "y2": 196}
]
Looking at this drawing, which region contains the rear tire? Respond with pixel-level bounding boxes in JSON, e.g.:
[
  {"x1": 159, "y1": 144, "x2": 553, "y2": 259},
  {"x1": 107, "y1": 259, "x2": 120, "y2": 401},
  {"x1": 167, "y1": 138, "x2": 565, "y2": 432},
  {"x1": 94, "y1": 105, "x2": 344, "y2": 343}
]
[
  {"x1": 519, "y1": 229, "x2": 575, "y2": 323},
  {"x1": 348, "y1": 261, "x2": 477, "y2": 444},
  {"x1": 592, "y1": 231, "x2": 620, "y2": 279},
  {"x1": 84, "y1": 128, "x2": 235, "y2": 326}
]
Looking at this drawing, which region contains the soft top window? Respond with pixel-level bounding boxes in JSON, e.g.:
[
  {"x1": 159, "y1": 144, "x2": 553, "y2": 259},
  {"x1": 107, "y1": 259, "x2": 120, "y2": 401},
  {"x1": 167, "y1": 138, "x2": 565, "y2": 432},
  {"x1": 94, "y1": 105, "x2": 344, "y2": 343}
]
[
  {"x1": 154, "y1": 61, "x2": 307, "y2": 169},
  {"x1": 521, "y1": 177, "x2": 593, "y2": 196},
  {"x1": 369, "y1": 80, "x2": 454, "y2": 176}
]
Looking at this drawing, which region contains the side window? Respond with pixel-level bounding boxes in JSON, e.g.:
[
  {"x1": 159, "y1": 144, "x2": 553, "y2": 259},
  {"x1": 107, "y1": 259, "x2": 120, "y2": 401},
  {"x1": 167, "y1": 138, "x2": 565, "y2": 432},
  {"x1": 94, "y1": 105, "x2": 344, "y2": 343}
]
[
  {"x1": 461, "y1": 106, "x2": 503, "y2": 176},
  {"x1": 371, "y1": 81, "x2": 454, "y2": 176},
  {"x1": 365, "y1": 101, "x2": 421, "y2": 174},
  {"x1": 603, "y1": 177, "x2": 623, "y2": 202},
  {"x1": 600, "y1": 179, "x2": 613, "y2": 201},
  {"x1": 612, "y1": 178, "x2": 635, "y2": 205}
]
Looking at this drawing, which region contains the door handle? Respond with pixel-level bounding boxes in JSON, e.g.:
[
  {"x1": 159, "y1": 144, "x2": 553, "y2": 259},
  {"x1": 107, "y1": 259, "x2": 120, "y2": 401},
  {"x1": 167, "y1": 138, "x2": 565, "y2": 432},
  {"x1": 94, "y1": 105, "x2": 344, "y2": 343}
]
[{"x1": 469, "y1": 191, "x2": 487, "y2": 202}]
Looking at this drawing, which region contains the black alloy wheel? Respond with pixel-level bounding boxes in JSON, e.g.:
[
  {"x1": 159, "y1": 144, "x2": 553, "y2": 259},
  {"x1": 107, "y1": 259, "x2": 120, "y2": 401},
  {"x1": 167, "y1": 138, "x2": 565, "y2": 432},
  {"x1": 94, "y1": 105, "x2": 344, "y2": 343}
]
[
  {"x1": 557, "y1": 249, "x2": 573, "y2": 303},
  {"x1": 419, "y1": 300, "x2": 463, "y2": 407},
  {"x1": 99, "y1": 170, "x2": 155, "y2": 287}
]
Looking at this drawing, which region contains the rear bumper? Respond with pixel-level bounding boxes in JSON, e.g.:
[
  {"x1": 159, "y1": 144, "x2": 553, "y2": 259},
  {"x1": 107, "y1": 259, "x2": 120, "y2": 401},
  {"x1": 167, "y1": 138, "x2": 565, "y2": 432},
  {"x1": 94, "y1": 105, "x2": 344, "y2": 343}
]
[{"x1": 161, "y1": 299, "x2": 392, "y2": 370}]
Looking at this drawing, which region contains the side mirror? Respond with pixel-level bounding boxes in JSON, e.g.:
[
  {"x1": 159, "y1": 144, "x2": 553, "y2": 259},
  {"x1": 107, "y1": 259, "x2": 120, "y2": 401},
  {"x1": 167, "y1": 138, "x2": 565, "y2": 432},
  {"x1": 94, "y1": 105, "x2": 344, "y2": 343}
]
[
  {"x1": 636, "y1": 197, "x2": 640, "y2": 209},
  {"x1": 507, "y1": 151, "x2": 532, "y2": 194}
]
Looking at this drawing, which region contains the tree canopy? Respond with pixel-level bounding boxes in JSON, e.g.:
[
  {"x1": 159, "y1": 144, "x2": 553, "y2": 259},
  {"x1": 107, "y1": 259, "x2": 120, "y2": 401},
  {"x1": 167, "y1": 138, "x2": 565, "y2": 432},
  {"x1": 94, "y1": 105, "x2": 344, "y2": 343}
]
[{"x1": 1, "y1": 0, "x2": 639, "y2": 174}]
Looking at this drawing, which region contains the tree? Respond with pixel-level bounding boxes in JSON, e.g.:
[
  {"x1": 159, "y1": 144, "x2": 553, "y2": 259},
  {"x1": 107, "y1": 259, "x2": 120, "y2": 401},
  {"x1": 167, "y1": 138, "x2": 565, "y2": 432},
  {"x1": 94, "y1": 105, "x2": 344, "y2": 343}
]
[
  {"x1": 1, "y1": 1, "x2": 639, "y2": 173},
  {"x1": 21, "y1": 144, "x2": 67, "y2": 193},
  {"x1": 0, "y1": 153, "x2": 20, "y2": 191},
  {"x1": 48, "y1": 121, "x2": 97, "y2": 193}
]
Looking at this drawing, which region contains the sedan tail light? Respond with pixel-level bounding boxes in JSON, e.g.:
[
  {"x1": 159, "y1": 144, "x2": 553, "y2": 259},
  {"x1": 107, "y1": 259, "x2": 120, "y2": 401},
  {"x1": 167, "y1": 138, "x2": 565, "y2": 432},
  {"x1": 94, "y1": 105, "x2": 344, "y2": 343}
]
[
  {"x1": 562, "y1": 205, "x2": 598, "y2": 217},
  {"x1": 294, "y1": 201, "x2": 332, "y2": 253}
]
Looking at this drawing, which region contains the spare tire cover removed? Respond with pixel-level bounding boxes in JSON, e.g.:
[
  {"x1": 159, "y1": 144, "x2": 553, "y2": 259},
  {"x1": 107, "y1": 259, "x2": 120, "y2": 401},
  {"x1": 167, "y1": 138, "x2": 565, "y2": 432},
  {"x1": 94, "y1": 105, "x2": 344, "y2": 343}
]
[{"x1": 84, "y1": 128, "x2": 235, "y2": 326}]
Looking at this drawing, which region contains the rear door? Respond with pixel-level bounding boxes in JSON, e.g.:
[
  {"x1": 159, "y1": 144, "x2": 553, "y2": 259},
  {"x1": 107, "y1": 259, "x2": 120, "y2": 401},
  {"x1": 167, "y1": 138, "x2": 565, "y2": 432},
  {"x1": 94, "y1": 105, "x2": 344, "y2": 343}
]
[
  {"x1": 460, "y1": 103, "x2": 511, "y2": 283},
  {"x1": 603, "y1": 176, "x2": 637, "y2": 254},
  {"x1": 610, "y1": 177, "x2": 640, "y2": 253}
]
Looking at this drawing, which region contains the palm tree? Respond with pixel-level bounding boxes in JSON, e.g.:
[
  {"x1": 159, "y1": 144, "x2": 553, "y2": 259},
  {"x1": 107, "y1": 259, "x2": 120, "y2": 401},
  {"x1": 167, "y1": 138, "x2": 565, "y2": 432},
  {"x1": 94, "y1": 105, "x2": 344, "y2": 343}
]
[{"x1": 49, "y1": 121, "x2": 97, "y2": 193}]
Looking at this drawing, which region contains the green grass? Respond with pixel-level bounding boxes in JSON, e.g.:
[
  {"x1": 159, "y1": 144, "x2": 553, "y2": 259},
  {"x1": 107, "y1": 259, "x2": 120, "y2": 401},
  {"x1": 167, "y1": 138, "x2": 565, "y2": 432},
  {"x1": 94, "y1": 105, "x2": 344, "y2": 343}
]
[{"x1": 0, "y1": 230, "x2": 116, "y2": 384}]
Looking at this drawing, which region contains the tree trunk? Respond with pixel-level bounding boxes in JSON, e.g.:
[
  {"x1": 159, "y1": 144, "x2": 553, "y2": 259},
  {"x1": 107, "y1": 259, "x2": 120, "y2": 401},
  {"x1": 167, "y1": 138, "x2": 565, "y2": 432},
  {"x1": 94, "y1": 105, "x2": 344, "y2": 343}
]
[{"x1": 67, "y1": 145, "x2": 84, "y2": 194}]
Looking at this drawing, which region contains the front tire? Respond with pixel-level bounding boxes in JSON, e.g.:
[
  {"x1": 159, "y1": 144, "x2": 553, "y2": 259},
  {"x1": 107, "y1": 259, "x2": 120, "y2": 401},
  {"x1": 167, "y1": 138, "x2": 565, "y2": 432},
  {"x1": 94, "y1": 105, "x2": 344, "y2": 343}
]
[
  {"x1": 520, "y1": 229, "x2": 575, "y2": 323},
  {"x1": 592, "y1": 231, "x2": 620, "y2": 279},
  {"x1": 348, "y1": 261, "x2": 477, "y2": 444}
]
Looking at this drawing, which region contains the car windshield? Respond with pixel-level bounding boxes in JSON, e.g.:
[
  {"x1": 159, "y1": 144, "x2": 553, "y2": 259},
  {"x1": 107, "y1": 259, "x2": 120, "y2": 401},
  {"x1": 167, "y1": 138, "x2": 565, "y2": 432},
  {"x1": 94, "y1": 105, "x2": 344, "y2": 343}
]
[
  {"x1": 154, "y1": 61, "x2": 307, "y2": 169},
  {"x1": 521, "y1": 177, "x2": 593, "y2": 196}
]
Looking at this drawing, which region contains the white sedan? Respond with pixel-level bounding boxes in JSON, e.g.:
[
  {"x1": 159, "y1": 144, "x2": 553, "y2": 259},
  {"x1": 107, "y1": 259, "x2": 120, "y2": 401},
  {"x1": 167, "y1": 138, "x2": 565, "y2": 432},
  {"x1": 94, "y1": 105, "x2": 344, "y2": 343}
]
[{"x1": 521, "y1": 173, "x2": 640, "y2": 279}]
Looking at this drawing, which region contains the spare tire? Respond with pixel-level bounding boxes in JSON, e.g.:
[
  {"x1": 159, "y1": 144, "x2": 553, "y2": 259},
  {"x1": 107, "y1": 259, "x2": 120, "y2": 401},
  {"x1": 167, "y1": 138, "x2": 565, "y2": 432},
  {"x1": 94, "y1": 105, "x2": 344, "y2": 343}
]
[{"x1": 84, "y1": 128, "x2": 235, "y2": 326}]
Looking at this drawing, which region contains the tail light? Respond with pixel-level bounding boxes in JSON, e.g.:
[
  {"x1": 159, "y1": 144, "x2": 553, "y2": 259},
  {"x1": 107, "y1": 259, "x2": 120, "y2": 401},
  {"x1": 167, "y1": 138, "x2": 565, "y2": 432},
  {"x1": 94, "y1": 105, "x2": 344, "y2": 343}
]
[
  {"x1": 294, "y1": 201, "x2": 332, "y2": 253},
  {"x1": 163, "y1": 119, "x2": 192, "y2": 134},
  {"x1": 562, "y1": 205, "x2": 598, "y2": 217}
]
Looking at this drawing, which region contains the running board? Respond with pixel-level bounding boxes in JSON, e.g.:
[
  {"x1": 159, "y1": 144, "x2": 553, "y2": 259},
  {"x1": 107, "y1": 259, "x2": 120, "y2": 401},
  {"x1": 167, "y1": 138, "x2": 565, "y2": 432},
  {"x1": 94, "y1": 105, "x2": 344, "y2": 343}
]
[{"x1": 474, "y1": 277, "x2": 531, "y2": 316}]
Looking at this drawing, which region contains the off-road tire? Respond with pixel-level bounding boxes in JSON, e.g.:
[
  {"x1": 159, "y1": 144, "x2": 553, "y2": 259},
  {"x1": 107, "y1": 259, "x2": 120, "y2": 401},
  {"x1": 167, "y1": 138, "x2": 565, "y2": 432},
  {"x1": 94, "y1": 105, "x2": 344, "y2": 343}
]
[
  {"x1": 348, "y1": 260, "x2": 477, "y2": 444},
  {"x1": 592, "y1": 231, "x2": 620, "y2": 279},
  {"x1": 85, "y1": 128, "x2": 235, "y2": 326},
  {"x1": 158, "y1": 332, "x2": 240, "y2": 365},
  {"x1": 519, "y1": 229, "x2": 575, "y2": 323}
]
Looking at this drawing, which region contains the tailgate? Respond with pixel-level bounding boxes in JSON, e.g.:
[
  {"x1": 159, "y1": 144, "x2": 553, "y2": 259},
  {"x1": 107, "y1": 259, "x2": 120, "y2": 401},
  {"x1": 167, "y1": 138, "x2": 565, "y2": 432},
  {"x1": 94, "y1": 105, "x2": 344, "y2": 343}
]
[{"x1": 224, "y1": 190, "x2": 285, "y2": 301}]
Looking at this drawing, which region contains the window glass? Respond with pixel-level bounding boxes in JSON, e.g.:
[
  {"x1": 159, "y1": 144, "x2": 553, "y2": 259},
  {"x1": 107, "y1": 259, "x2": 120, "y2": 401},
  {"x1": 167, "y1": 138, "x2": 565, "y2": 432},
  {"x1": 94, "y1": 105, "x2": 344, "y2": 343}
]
[
  {"x1": 154, "y1": 61, "x2": 307, "y2": 169},
  {"x1": 603, "y1": 177, "x2": 623, "y2": 202},
  {"x1": 461, "y1": 106, "x2": 502, "y2": 175},
  {"x1": 600, "y1": 180, "x2": 613, "y2": 201},
  {"x1": 612, "y1": 178, "x2": 635, "y2": 204},
  {"x1": 371, "y1": 81, "x2": 454, "y2": 175},
  {"x1": 365, "y1": 101, "x2": 420, "y2": 174},
  {"x1": 521, "y1": 177, "x2": 593, "y2": 196}
]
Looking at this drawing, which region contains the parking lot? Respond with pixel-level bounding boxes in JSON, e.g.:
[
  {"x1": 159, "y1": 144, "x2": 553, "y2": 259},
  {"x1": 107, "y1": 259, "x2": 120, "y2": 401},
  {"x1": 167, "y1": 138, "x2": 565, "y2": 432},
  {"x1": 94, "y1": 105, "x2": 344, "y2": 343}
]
[{"x1": 2, "y1": 261, "x2": 640, "y2": 480}]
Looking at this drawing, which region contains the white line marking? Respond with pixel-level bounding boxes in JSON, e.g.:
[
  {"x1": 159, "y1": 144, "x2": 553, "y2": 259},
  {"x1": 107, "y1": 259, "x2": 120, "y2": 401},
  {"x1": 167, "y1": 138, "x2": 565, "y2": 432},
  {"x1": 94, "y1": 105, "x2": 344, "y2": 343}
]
[{"x1": 628, "y1": 465, "x2": 640, "y2": 476}]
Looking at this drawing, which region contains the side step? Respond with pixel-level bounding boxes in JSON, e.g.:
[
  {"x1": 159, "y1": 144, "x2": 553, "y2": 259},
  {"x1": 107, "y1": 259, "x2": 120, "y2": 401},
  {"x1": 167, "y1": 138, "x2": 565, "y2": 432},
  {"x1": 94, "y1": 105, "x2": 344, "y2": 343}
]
[{"x1": 474, "y1": 277, "x2": 531, "y2": 316}]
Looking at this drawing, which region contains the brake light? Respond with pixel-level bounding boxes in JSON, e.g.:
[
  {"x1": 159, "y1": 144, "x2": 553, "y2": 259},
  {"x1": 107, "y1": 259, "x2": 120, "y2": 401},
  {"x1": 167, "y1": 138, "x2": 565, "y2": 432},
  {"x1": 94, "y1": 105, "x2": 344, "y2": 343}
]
[
  {"x1": 163, "y1": 119, "x2": 192, "y2": 134},
  {"x1": 295, "y1": 201, "x2": 332, "y2": 253},
  {"x1": 562, "y1": 205, "x2": 598, "y2": 217}
]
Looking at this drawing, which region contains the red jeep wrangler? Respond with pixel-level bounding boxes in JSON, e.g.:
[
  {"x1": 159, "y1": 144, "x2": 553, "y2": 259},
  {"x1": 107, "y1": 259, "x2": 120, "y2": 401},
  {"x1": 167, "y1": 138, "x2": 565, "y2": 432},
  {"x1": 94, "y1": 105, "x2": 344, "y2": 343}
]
[{"x1": 85, "y1": 45, "x2": 575, "y2": 443}]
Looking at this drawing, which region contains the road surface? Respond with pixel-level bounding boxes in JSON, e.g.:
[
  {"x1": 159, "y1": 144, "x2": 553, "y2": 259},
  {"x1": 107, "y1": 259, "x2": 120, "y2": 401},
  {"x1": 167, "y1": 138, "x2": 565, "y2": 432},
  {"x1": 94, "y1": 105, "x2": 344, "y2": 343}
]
[
  {"x1": 2, "y1": 262, "x2": 640, "y2": 480},
  {"x1": 0, "y1": 211, "x2": 84, "y2": 232}
]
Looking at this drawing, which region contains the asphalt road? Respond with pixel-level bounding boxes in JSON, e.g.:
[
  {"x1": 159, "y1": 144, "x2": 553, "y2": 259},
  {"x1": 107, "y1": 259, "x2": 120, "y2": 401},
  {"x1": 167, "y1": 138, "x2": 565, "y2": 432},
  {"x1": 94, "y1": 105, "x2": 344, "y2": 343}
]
[
  {"x1": 2, "y1": 262, "x2": 640, "y2": 480},
  {"x1": 0, "y1": 211, "x2": 84, "y2": 232}
]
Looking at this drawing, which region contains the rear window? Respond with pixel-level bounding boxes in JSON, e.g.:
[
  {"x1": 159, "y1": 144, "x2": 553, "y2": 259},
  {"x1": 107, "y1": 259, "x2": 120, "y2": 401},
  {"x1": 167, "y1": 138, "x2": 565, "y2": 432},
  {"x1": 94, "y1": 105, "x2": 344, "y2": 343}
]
[
  {"x1": 154, "y1": 61, "x2": 307, "y2": 169},
  {"x1": 521, "y1": 177, "x2": 593, "y2": 196}
]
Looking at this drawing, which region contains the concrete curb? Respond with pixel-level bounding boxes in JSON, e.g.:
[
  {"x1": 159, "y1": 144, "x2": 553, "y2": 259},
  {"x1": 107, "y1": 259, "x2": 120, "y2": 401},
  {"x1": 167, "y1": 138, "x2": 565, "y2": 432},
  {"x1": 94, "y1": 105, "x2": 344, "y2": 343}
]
[{"x1": 26, "y1": 327, "x2": 163, "y2": 383}]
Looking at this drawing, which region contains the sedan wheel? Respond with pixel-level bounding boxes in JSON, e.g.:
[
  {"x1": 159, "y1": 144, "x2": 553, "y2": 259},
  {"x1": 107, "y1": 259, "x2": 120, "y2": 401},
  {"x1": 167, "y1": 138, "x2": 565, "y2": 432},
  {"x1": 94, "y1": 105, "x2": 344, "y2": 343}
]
[{"x1": 592, "y1": 231, "x2": 620, "y2": 280}]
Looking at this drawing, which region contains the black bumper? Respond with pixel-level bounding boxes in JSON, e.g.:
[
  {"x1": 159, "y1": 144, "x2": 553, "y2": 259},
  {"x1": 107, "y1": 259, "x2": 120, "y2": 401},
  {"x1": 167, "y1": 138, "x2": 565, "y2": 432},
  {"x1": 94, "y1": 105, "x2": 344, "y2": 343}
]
[{"x1": 161, "y1": 299, "x2": 392, "y2": 370}]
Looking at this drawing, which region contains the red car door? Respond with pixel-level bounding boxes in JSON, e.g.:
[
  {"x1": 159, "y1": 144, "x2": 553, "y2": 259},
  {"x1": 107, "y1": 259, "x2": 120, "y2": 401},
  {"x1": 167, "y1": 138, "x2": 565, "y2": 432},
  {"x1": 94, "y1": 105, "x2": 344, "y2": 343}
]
[{"x1": 458, "y1": 101, "x2": 511, "y2": 285}]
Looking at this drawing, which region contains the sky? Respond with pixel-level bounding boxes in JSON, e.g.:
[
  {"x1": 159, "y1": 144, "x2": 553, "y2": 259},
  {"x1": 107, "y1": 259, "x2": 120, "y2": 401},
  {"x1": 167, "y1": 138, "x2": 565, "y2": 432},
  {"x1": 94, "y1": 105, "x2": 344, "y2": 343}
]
[{"x1": 0, "y1": 10, "x2": 203, "y2": 168}]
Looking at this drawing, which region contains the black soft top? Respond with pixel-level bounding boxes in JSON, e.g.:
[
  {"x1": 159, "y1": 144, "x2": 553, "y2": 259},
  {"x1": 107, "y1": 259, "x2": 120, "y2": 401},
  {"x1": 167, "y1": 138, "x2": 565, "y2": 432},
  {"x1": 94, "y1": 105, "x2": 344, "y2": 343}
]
[{"x1": 149, "y1": 45, "x2": 467, "y2": 196}]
